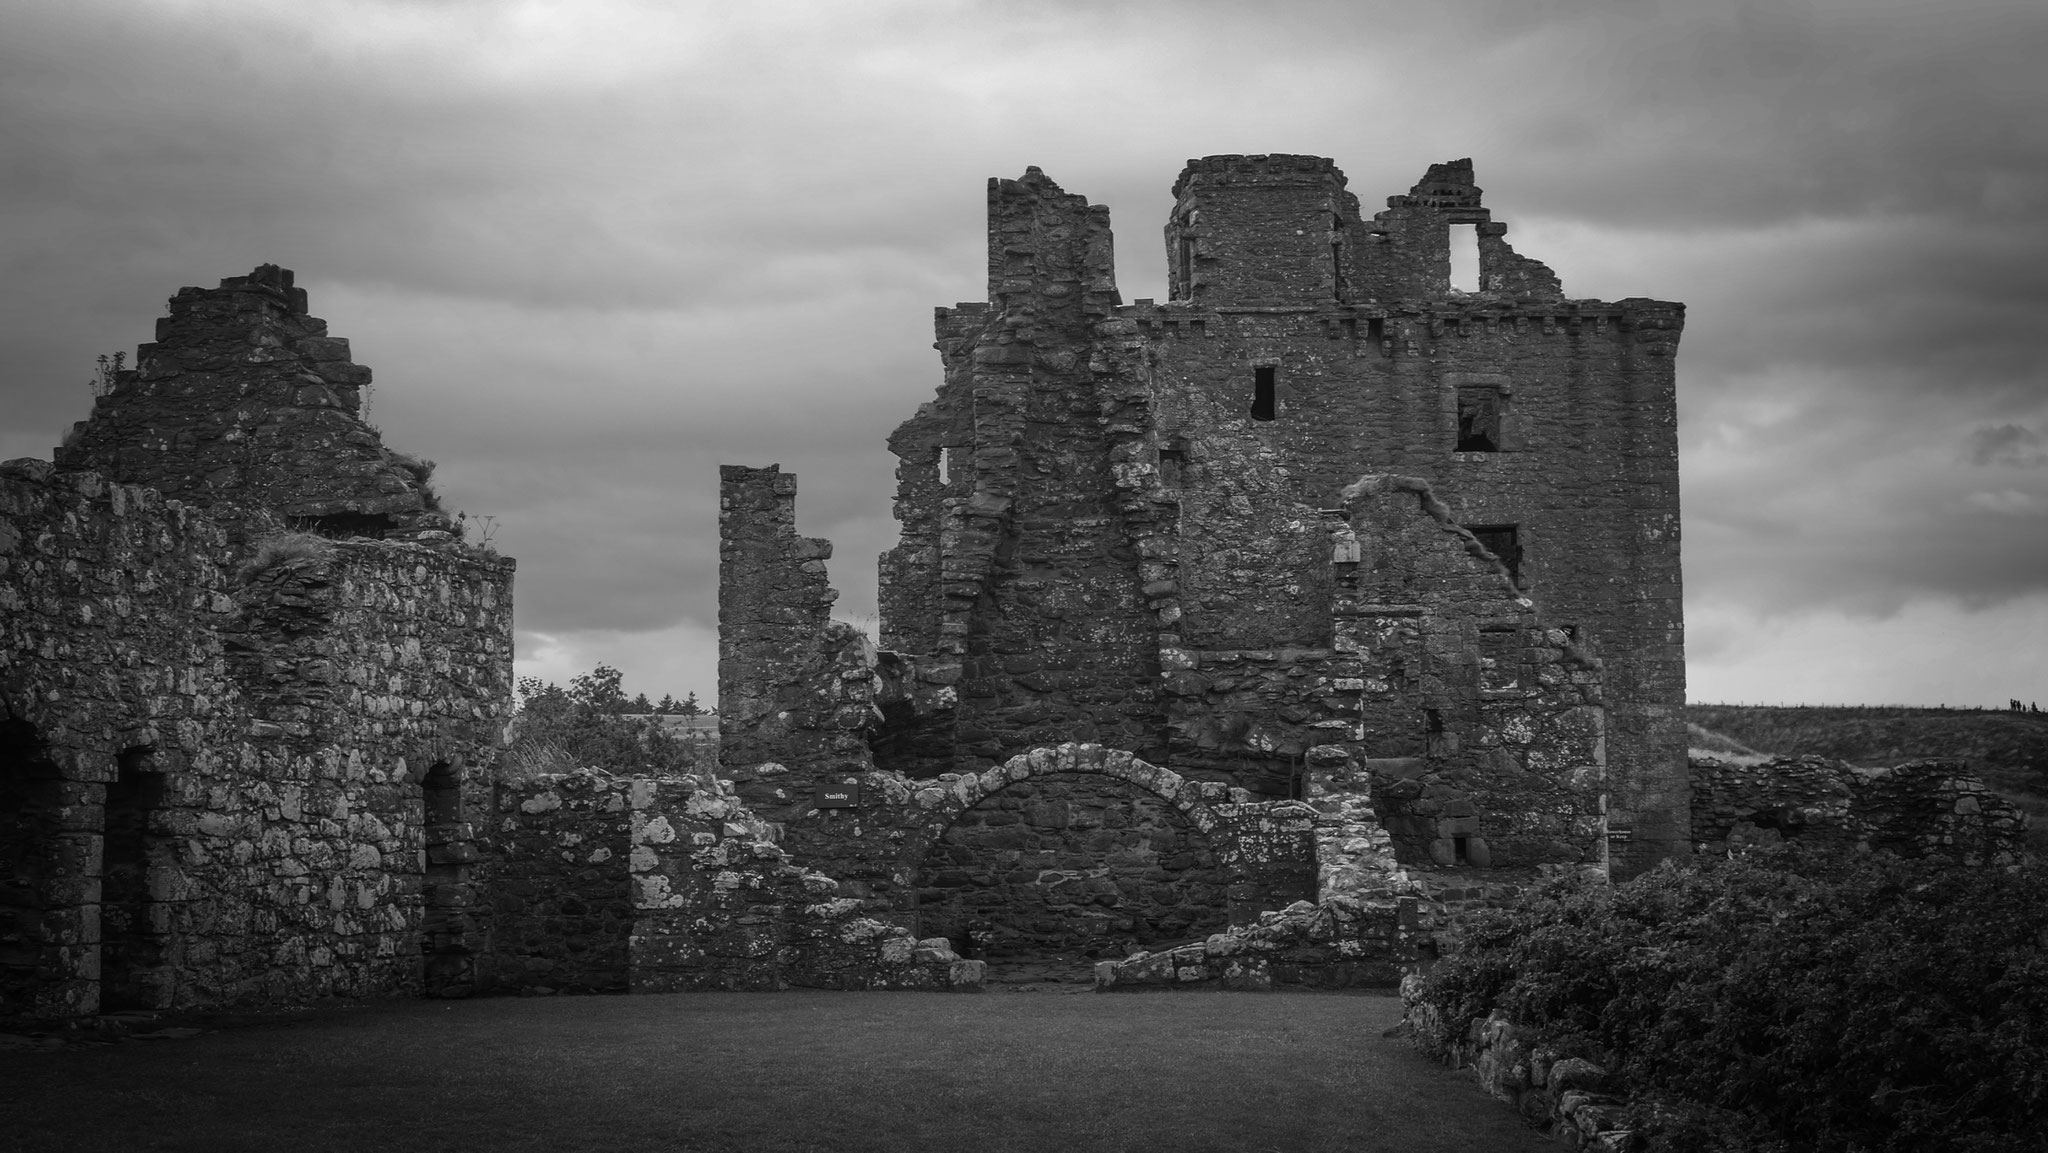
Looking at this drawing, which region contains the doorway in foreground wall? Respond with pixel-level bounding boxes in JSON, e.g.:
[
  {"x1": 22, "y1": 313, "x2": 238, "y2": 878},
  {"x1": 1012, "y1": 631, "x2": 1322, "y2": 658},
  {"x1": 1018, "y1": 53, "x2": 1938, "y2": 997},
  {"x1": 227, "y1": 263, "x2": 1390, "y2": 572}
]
[
  {"x1": 100, "y1": 747, "x2": 171, "y2": 1011},
  {"x1": 420, "y1": 761, "x2": 476, "y2": 997},
  {"x1": 0, "y1": 719, "x2": 62, "y2": 1015}
]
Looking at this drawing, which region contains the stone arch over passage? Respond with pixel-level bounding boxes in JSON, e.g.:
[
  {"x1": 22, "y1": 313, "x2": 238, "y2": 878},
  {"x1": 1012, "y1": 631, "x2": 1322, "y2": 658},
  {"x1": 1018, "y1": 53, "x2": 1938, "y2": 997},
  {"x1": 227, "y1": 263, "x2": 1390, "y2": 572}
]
[{"x1": 900, "y1": 743, "x2": 1296, "y2": 950}]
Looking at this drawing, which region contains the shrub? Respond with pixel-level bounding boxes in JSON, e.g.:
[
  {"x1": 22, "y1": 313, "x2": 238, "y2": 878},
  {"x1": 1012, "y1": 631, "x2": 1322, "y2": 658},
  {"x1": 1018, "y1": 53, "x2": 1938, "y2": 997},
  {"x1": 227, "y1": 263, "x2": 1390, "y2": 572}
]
[
  {"x1": 237, "y1": 531, "x2": 335, "y2": 581},
  {"x1": 505, "y1": 665, "x2": 708, "y2": 781},
  {"x1": 1413, "y1": 848, "x2": 2048, "y2": 1152}
]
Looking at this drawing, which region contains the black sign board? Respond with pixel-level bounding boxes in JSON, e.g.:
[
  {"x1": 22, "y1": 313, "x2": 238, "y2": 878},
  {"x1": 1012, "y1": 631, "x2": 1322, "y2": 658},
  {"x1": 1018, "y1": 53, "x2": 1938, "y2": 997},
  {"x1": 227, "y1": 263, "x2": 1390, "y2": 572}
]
[{"x1": 815, "y1": 782, "x2": 860, "y2": 808}]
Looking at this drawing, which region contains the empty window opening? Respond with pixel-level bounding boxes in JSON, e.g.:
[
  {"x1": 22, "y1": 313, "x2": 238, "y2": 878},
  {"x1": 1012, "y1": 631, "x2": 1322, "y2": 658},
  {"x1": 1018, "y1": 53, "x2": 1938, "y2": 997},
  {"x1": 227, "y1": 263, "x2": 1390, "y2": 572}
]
[
  {"x1": 937, "y1": 447, "x2": 951, "y2": 486},
  {"x1": 1423, "y1": 708, "x2": 1448, "y2": 759},
  {"x1": 1457, "y1": 388, "x2": 1504, "y2": 452},
  {"x1": 101, "y1": 747, "x2": 167, "y2": 1010},
  {"x1": 1466, "y1": 525, "x2": 1521, "y2": 586},
  {"x1": 1452, "y1": 834, "x2": 1471, "y2": 865},
  {"x1": 1329, "y1": 214, "x2": 1347, "y2": 298},
  {"x1": 1449, "y1": 223, "x2": 1480, "y2": 293},
  {"x1": 1479, "y1": 625, "x2": 1523, "y2": 692},
  {"x1": 1251, "y1": 365, "x2": 1277, "y2": 422},
  {"x1": 1178, "y1": 236, "x2": 1198, "y2": 298}
]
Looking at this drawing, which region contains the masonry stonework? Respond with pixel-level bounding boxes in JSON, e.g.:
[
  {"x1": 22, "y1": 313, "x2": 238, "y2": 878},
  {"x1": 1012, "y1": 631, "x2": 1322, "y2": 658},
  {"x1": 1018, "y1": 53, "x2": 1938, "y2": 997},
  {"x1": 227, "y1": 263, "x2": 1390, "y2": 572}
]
[
  {"x1": 2, "y1": 269, "x2": 512, "y2": 1020},
  {"x1": 873, "y1": 156, "x2": 1684, "y2": 884},
  {"x1": 711, "y1": 154, "x2": 1656, "y2": 976}
]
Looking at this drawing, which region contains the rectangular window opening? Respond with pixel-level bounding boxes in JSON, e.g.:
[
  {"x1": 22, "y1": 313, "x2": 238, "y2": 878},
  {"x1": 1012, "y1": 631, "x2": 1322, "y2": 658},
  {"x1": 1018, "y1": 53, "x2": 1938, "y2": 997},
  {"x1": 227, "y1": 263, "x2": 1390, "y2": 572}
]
[
  {"x1": 1453, "y1": 834, "x2": 1471, "y2": 865},
  {"x1": 1449, "y1": 223, "x2": 1480, "y2": 293},
  {"x1": 1457, "y1": 388, "x2": 1503, "y2": 452},
  {"x1": 1466, "y1": 525, "x2": 1522, "y2": 586},
  {"x1": 1251, "y1": 365, "x2": 1277, "y2": 422},
  {"x1": 937, "y1": 447, "x2": 951, "y2": 486}
]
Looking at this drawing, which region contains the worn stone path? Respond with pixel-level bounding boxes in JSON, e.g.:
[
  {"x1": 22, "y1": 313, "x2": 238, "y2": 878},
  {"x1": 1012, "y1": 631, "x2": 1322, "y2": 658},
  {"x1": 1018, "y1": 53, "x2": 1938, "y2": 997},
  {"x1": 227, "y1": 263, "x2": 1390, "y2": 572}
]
[{"x1": 1, "y1": 991, "x2": 1552, "y2": 1152}]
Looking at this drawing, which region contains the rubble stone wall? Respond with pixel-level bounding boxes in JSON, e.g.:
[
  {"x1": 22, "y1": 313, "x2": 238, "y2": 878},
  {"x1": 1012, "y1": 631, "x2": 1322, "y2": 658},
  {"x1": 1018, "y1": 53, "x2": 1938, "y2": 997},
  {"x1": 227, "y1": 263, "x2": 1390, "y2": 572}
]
[
  {"x1": 1339, "y1": 475, "x2": 1607, "y2": 870},
  {"x1": 1691, "y1": 755, "x2": 2029, "y2": 866},
  {"x1": 54, "y1": 265, "x2": 455, "y2": 543},
  {"x1": 0, "y1": 459, "x2": 511, "y2": 1018},
  {"x1": 872, "y1": 155, "x2": 1684, "y2": 878},
  {"x1": 481, "y1": 771, "x2": 639, "y2": 993}
]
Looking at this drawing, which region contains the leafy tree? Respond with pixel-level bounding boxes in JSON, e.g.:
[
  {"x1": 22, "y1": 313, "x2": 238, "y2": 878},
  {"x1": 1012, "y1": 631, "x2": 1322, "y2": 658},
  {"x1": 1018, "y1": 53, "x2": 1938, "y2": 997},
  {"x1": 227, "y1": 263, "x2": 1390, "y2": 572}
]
[{"x1": 504, "y1": 665, "x2": 709, "y2": 779}]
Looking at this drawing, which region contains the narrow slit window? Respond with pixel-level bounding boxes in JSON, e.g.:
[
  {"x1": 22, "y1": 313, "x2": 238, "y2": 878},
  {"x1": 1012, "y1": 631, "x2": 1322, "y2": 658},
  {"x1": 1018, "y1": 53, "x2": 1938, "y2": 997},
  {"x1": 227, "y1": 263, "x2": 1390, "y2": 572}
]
[
  {"x1": 1251, "y1": 365, "x2": 1277, "y2": 421},
  {"x1": 937, "y1": 447, "x2": 951, "y2": 486},
  {"x1": 1449, "y1": 223, "x2": 1479, "y2": 293}
]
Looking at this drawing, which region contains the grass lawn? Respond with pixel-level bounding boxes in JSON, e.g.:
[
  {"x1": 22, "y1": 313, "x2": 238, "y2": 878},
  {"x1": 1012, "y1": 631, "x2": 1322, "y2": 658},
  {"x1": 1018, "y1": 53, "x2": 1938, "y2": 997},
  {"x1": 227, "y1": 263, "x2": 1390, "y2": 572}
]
[{"x1": 2, "y1": 990, "x2": 1551, "y2": 1153}]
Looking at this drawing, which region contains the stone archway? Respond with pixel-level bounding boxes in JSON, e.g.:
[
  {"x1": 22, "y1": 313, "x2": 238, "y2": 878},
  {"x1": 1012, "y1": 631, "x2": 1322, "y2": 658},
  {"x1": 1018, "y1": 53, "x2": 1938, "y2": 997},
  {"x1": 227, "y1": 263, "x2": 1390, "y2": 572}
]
[{"x1": 901, "y1": 744, "x2": 1309, "y2": 964}]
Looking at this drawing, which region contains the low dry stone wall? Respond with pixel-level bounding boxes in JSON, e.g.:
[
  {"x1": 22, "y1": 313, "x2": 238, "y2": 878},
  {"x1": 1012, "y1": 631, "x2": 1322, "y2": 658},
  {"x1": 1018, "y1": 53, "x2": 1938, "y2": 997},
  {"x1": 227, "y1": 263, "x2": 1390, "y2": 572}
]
[
  {"x1": 1402, "y1": 988, "x2": 1635, "y2": 1152},
  {"x1": 1691, "y1": 755, "x2": 2028, "y2": 865},
  {"x1": 629, "y1": 772, "x2": 983, "y2": 992}
]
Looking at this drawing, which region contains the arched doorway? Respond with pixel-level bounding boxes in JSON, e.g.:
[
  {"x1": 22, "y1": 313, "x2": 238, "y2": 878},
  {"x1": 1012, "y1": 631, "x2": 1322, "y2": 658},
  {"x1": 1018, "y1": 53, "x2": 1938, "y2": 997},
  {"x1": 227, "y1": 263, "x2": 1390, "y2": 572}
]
[{"x1": 906, "y1": 744, "x2": 1261, "y2": 985}]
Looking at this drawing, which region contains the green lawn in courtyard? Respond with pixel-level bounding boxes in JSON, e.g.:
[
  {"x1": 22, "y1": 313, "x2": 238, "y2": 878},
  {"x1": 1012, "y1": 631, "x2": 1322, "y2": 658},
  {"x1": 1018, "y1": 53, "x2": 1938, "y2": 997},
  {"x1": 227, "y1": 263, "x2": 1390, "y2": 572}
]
[{"x1": 2, "y1": 990, "x2": 1552, "y2": 1153}]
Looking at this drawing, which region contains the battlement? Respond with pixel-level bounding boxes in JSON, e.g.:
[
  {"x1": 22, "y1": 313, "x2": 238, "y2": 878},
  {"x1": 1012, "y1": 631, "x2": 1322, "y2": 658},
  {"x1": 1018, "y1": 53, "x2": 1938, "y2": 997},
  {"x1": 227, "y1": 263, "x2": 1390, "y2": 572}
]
[{"x1": 1169, "y1": 154, "x2": 1350, "y2": 197}]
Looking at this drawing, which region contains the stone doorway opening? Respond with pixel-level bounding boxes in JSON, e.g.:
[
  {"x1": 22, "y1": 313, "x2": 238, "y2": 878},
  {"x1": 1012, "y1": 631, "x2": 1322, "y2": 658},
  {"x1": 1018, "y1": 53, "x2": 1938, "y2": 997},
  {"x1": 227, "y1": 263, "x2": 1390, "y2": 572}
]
[
  {"x1": 916, "y1": 773, "x2": 1231, "y2": 988},
  {"x1": 419, "y1": 760, "x2": 475, "y2": 996},
  {"x1": 100, "y1": 746, "x2": 171, "y2": 1011},
  {"x1": 0, "y1": 718, "x2": 63, "y2": 1016}
]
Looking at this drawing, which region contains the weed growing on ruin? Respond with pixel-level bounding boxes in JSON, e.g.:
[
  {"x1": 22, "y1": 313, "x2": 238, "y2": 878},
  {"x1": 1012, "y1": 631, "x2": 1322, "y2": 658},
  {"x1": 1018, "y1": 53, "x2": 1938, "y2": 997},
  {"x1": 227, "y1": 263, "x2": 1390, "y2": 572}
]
[
  {"x1": 455, "y1": 510, "x2": 499, "y2": 551},
  {"x1": 87, "y1": 351, "x2": 124, "y2": 398},
  {"x1": 237, "y1": 531, "x2": 335, "y2": 581},
  {"x1": 1411, "y1": 847, "x2": 2048, "y2": 1152}
]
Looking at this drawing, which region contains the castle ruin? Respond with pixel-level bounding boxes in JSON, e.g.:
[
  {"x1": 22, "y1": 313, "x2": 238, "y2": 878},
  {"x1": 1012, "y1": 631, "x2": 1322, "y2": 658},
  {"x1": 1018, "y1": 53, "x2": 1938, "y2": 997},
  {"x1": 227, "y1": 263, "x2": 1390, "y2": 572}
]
[{"x1": 5, "y1": 156, "x2": 2023, "y2": 1017}]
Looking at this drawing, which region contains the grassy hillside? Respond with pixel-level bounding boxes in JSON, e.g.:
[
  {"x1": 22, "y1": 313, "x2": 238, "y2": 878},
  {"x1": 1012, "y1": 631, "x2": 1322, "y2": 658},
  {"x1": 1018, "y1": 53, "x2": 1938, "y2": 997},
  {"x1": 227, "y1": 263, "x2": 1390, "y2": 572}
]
[{"x1": 1688, "y1": 703, "x2": 2048, "y2": 853}]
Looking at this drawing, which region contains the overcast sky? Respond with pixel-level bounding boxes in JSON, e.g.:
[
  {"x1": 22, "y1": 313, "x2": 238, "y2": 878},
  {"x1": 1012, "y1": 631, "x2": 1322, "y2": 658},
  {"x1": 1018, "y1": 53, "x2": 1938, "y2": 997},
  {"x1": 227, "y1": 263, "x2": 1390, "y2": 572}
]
[{"x1": 5, "y1": 0, "x2": 2046, "y2": 709}]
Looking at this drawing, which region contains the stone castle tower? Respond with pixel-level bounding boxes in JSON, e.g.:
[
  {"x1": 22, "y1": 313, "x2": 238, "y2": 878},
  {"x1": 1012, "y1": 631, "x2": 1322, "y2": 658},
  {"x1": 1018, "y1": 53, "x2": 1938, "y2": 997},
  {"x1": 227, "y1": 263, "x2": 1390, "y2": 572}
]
[{"x1": 870, "y1": 155, "x2": 1686, "y2": 876}]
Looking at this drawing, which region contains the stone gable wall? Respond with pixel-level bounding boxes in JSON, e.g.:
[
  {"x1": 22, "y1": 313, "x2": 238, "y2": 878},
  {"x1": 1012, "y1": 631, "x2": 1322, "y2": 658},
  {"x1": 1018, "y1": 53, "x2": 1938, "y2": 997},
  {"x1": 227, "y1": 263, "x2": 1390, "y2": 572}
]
[
  {"x1": 0, "y1": 458, "x2": 511, "y2": 1018},
  {"x1": 53, "y1": 265, "x2": 454, "y2": 543}
]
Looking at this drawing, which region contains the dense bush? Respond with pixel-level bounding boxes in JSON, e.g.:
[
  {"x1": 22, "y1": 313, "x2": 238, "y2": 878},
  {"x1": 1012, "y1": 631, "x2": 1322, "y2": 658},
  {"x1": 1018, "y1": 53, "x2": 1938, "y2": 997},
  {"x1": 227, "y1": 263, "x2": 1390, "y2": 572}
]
[
  {"x1": 1413, "y1": 848, "x2": 2048, "y2": 1152},
  {"x1": 503, "y1": 664, "x2": 709, "y2": 781}
]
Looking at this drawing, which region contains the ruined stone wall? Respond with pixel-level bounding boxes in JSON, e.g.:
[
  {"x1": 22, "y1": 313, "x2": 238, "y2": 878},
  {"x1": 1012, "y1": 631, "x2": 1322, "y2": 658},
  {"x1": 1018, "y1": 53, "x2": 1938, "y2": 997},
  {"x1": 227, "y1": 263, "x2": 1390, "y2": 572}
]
[
  {"x1": 479, "y1": 770, "x2": 640, "y2": 994},
  {"x1": 873, "y1": 155, "x2": 1683, "y2": 875},
  {"x1": 880, "y1": 170, "x2": 1162, "y2": 772},
  {"x1": 917, "y1": 774, "x2": 1231, "y2": 960},
  {"x1": 1691, "y1": 755, "x2": 2030, "y2": 866},
  {"x1": 0, "y1": 459, "x2": 511, "y2": 1018},
  {"x1": 1336, "y1": 475, "x2": 1607, "y2": 870},
  {"x1": 624, "y1": 771, "x2": 983, "y2": 992},
  {"x1": 1165, "y1": 155, "x2": 1359, "y2": 306},
  {"x1": 717, "y1": 465, "x2": 875, "y2": 793},
  {"x1": 54, "y1": 265, "x2": 454, "y2": 543},
  {"x1": 1131, "y1": 289, "x2": 1680, "y2": 873}
]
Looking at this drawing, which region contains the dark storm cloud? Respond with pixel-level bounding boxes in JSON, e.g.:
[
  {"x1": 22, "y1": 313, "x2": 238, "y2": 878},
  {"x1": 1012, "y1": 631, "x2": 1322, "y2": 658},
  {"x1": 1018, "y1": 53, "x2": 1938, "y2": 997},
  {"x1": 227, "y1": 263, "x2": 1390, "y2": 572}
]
[
  {"x1": 5, "y1": 0, "x2": 2047, "y2": 702},
  {"x1": 1966, "y1": 424, "x2": 2048, "y2": 468}
]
